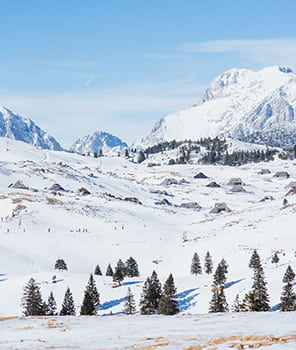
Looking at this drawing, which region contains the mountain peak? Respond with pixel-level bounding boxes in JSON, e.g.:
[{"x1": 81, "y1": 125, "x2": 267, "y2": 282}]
[
  {"x1": 71, "y1": 130, "x2": 128, "y2": 155},
  {"x1": 134, "y1": 65, "x2": 296, "y2": 149},
  {"x1": 0, "y1": 107, "x2": 63, "y2": 151}
]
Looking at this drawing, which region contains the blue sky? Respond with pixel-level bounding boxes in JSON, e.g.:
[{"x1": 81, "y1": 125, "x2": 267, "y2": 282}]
[{"x1": 1, "y1": 0, "x2": 296, "y2": 147}]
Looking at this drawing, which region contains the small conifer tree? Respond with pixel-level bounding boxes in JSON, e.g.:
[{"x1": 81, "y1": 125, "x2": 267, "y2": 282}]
[
  {"x1": 271, "y1": 252, "x2": 280, "y2": 265},
  {"x1": 213, "y1": 260, "x2": 228, "y2": 286},
  {"x1": 220, "y1": 258, "x2": 228, "y2": 275},
  {"x1": 249, "y1": 250, "x2": 260, "y2": 269},
  {"x1": 113, "y1": 259, "x2": 126, "y2": 285},
  {"x1": 22, "y1": 278, "x2": 44, "y2": 316},
  {"x1": 191, "y1": 252, "x2": 202, "y2": 275},
  {"x1": 54, "y1": 259, "x2": 68, "y2": 271},
  {"x1": 123, "y1": 287, "x2": 137, "y2": 315},
  {"x1": 106, "y1": 263, "x2": 114, "y2": 276},
  {"x1": 60, "y1": 287, "x2": 76, "y2": 316},
  {"x1": 80, "y1": 290, "x2": 96, "y2": 315},
  {"x1": 209, "y1": 260, "x2": 229, "y2": 313},
  {"x1": 125, "y1": 257, "x2": 139, "y2": 277},
  {"x1": 232, "y1": 294, "x2": 241, "y2": 312},
  {"x1": 85, "y1": 274, "x2": 100, "y2": 307},
  {"x1": 279, "y1": 265, "x2": 296, "y2": 311},
  {"x1": 209, "y1": 288, "x2": 229, "y2": 313},
  {"x1": 94, "y1": 264, "x2": 102, "y2": 275},
  {"x1": 244, "y1": 251, "x2": 270, "y2": 311},
  {"x1": 140, "y1": 271, "x2": 162, "y2": 314},
  {"x1": 159, "y1": 273, "x2": 179, "y2": 315},
  {"x1": 46, "y1": 291, "x2": 57, "y2": 316},
  {"x1": 204, "y1": 251, "x2": 213, "y2": 274}
]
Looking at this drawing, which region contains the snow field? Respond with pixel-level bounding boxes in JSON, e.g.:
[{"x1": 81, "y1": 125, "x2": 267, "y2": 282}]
[{"x1": 0, "y1": 138, "x2": 295, "y2": 317}]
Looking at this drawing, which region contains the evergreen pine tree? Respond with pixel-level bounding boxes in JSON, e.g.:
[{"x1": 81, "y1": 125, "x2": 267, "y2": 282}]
[
  {"x1": 208, "y1": 260, "x2": 229, "y2": 313},
  {"x1": 22, "y1": 278, "x2": 44, "y2": 316},
  {"x1": 60, "y1": 287, "x2": 76, "y2": 316},
  {"x1": 245, "y1": 252, "x2": 270, "y2": 311},
  {"x1": 271, "y1": 252, "x2": 280, "y2": 265},
  {"x1": 279, "y1": 265, "x2": 296, "y2": 311},
  {"x1": 125, "y1": 257, "x2": 139, "y2": 277},
  {"x1": 54, "y1": 259, "x2": 68, "y2": 271},
  {"x1": 113, "y1": 259, "x2": 125, "y2": 285},
  {"x1": 94, "y1": 264, "x2": 102, "y2": 275},
  {"x1": 106, "y1": 263, "x2": 114, "y2": 276},
  {"x1": 220, "y1": 258, "x2": 228, "y2": 275},
  {"x1": 46, "y1": 291, "x2": 57, "y2": 316},
  {"x1": 85, "y1": 274, "x2": 100, "y2": 307},
  {"x1": 249, "y1": 250, "x2": 260, "y2": 269},
  {"x1": 213, "y1": 260, "x2": 228, "y2": 286},
  {"x1": 159, "y1": 273, "x2": 179, "y2": 315},
  {"x1": 123, "y1": 287, "x2": 137, "y2": 315},
  {"x1": 191, "y1": 252, "x2": 202, "y2": 275},
  {"x1": 80, "y1": 290, "x2": 96, "y2": 315},
  {"x1": 239, "y1": 292, "x2": 254, "y2": 312},
  {"x1": 204, "y1": 251, "x2": 213, "y2": 274},
  {"x1": 209, "y1": 288, "x2": 229, "y2": 313},
  {"x1": 232, "y1": 294, "x2": 241, "y2": 312},
  {"x1": 139, "y1": 271, "x2": 162, "y2": 314}
]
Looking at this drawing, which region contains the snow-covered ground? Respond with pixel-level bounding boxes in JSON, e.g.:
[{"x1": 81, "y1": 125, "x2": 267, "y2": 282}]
[
  {"x1": 0, "y1": 137, "x2": 296, "y2": 347},
  {"x1": 1, "y1": 313, "x2": 296, "y2": 349}
]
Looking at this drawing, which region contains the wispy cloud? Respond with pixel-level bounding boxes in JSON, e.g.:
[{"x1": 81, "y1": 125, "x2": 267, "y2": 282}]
[
  {"x1": 181, "y1": 39, "x2": 296, "y2": 68},
  {"x1": 84, "y1": 75, "x2": 96, "y2": 88}
]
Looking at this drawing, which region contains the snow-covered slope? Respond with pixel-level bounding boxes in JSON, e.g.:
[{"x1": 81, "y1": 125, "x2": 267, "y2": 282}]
[
  {"x1": 0, "y1": 106, "x2": 63, "y2": 151},
  {"x1": 0, "y1": 137, "x2": 296, "y2": 318},
  {"x1": 134, "y1": 66, "x2": 296, "y2": 148},
  {"x1": 70, "y1": 131, "x2": 128, "y2": 155}
]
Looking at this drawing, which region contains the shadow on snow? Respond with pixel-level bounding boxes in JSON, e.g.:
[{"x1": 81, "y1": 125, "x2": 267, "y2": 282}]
[
  {"x1": 121, "y1": 280, "x2": 143, "y2": 286},
  {"x1": 223, "y1": 278, "x2": 245, "y2": 288},
  {"x1": 98, "y1": 297, "x2": 126, "y2": 311},
  {"x1": 176, "y1": 288, "x2": 200, "y2": 312}
]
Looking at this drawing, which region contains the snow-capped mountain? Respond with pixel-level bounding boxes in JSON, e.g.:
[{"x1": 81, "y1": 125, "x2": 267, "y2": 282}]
[
  {"x1": 70, "y1": 131, "x2": 128, "y2": 155},
  {"x1": 0, "y1": 106, "x2": 63, "y2": 151},
  {"x1": 134, "y1": 66, "x2": 296, "y2": 149}
]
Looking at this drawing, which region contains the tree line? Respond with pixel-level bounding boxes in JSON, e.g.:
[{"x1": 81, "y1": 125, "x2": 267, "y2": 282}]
[
  {"x1": 22, "y1": 250, "x2": 295, "y2": 317},
  {"x1": 22, "y1": 270, "x2": 178, "y2": 317}
]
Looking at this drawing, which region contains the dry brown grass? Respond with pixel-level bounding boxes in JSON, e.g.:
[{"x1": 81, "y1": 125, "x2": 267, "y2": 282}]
[
  {"x1": 11, "y1": 204, "x2": 27, "y2": 216},
  {"x1": 183, "y1": 334, "x2": 296, "y2": 349},
  {"x1": 125, "y1": 342, "x2": 170, "y2": 350},
  {"x1": 0, "y1": 194, "x2": 8, "y2": 200},
  {"x1": 0, "y1": 316, "x2": 21, "y2": 321},
  {"x1": 12, "y1": 196, "x2": 34, "y2": 203},
  {"x1": 153, "y1": 337, "x2": 169, "y2": 343},
  {"x1": 46, "y1": 197, "x2": 59, "y2": 204},
  {"x1": 207, "y1": 334, "x2": 295, "y2": 349},
  {"x1": 44, "y1": 347, "x2": 73, "y2": 349},
  {"x1": 208, "y1": 335, "x2": 268, "y2": 345},
  {"x1": 20, "y1": 326, "x2": 34, "y2": 330},
  {"x1": 42, "y1": 319, "x2": 69, "y2": 332}
]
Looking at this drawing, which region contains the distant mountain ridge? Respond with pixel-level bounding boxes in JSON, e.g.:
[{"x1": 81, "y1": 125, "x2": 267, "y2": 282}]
[
  {"x1": 134, "y1": 66, "x2": 296, "y2": 149},
  {"x1": 0, "y1": 107, "x2": 63, "y2": 151},
  {"x1": 70, "y1": 131, "x2": 128, "y2": 155}
]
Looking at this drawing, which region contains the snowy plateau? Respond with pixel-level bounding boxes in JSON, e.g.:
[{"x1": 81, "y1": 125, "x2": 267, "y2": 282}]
[
  {"x1": 0, "y1": 135, "x2": 296, "y2": 348},
  {"x1": 135, "y1": 66, "x2": 296, "y2": 149}
]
